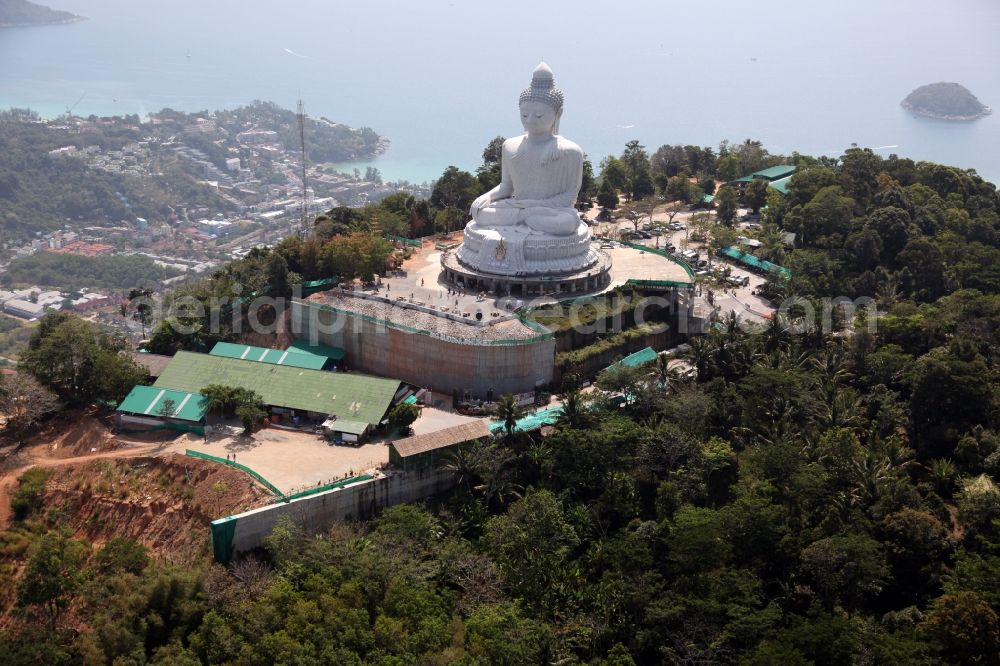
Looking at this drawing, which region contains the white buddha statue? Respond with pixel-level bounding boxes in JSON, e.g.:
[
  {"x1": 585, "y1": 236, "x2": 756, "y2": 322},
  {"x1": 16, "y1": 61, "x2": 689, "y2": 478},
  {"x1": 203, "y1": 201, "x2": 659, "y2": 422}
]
[
  {"x1": 455, "y1": 63, "x2": 598, "y2": 278},
  {"x1": 469, "y1": 62, "x2": 583, "y2": 236}
]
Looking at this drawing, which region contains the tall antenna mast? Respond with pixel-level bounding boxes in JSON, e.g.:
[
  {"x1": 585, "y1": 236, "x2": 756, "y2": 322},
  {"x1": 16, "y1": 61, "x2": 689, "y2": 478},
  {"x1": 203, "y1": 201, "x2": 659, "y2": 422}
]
[{"x1": 297, "y1": 99, "x2": 308, "y2": 237}]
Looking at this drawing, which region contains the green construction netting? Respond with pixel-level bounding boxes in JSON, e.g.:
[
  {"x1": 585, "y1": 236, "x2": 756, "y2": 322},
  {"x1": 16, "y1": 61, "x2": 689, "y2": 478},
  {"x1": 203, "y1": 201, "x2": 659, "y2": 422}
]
[
  {"x1": 185, "y1": 449, "x2": 284, "y2": 498},
  {"x1": 617, "y1": 241, "x2": 695, "y2": 282},
  {"x1": 280, "y1": 474, "x2": 374, "y2": 502},
  {"x1": 210, "y1": 516, "x2": 238, "y2": 564},
  {"x1": 117, "y1": 385, "x2": 208, "y2": 422}
]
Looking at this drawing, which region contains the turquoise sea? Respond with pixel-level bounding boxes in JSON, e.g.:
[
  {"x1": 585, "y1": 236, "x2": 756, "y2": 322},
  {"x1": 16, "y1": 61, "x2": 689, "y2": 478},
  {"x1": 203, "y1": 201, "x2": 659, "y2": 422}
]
[{"x1": 2, "y1": 0, "x2": 999, "y2": 185}]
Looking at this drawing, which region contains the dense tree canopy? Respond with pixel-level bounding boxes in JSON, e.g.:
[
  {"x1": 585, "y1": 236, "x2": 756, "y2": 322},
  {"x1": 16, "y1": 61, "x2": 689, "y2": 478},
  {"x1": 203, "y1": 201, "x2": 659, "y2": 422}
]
[{"x1": 3, "y1": 139, "x2": 1000, "y2": 665}]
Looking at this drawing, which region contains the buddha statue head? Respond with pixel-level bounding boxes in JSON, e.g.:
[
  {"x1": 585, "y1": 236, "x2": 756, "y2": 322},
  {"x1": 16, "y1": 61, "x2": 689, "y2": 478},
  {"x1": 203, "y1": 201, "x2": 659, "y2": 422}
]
[{"x1": 519, "y1": 62, "x2": 564, "y2": 137}]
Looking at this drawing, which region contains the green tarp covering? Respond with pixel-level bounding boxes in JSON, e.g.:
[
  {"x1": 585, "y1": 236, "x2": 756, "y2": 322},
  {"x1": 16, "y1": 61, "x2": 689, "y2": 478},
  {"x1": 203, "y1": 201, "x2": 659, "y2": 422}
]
[
  {"x1": 117, "y1": 385, "x2": 209, "y2": 422},
  {"x1": 386, "y1": 234, "x2": 422, "y2": 247},
  {"x1": 720, "y1": 246, "x2": 792, "y2": 279},
  {"x1": 614, "y1": 346, "x2": 658, "y2": 369},
  {"x1": 300, "y1": 277, "x2": 337, "y2": 296},
  {"x1": 210, "y1": 342, "x2": 327, "y2": 370},
  {"x1": 488, "y1": 406, "x2": 563, "y2": 434}
]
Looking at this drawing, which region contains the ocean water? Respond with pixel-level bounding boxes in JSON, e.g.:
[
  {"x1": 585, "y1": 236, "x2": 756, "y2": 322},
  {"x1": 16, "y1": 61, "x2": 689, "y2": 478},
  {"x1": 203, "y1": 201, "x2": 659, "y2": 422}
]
[{"x1": 2, "y1": 0, "x2": 999, "y2": 185}]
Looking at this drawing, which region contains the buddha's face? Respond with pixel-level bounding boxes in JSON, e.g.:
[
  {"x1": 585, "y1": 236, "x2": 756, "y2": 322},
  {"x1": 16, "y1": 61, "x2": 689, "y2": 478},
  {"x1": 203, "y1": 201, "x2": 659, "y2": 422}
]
[{"x1": 520, "y1": 100, "x2": 559, "y2": 137}]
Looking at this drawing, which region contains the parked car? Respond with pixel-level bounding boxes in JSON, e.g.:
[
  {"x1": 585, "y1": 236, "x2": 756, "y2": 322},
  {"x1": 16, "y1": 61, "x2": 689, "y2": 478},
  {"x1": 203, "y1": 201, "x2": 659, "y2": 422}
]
[{"x1": 726, "y1": 275, "x2": 750, "y2": 287}]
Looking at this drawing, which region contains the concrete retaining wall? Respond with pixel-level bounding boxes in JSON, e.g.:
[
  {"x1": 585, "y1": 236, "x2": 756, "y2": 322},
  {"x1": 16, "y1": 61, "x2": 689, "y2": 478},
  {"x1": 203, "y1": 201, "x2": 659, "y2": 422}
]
[
  {"x1": 211, "y1": 467, "x2": 457, "y2": 562},
  {"x1": 291, "y1": 299, "x2": 555, "y2": 398}
]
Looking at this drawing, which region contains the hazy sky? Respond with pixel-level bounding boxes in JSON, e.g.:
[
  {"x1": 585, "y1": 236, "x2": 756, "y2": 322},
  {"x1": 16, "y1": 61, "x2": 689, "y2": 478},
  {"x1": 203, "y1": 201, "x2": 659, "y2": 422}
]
[{"x1": 5, "y1": 0, "x2": 1000, "y2": 181}]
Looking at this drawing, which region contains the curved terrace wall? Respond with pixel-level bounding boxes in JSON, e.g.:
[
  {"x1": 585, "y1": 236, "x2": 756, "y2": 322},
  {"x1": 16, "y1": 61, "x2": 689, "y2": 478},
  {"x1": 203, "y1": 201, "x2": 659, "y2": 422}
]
[{"x1": 291, "y1": 298, "x2": 556, "y2": 398}]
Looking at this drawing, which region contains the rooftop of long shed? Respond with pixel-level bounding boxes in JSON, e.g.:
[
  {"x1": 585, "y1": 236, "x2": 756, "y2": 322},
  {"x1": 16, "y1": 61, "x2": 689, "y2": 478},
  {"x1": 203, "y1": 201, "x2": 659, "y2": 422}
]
[
  {"x1": 154, "y1": 351, "x2": 399, "y2": 426},
  {"x1": 117, "y1": 385, "x2": 209, "y2": 422},
  {"x1": 210, "y1": 342, "x2": 327, "y2": 370}
]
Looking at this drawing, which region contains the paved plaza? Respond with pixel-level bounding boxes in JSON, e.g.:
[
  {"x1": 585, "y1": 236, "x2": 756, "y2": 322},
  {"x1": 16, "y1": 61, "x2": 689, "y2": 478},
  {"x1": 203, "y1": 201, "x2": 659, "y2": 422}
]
[
  {"x1": 172, "y1": 428, "x2": 390, "y2": 495},
  {"x1": 168, "y1": 404, "x2": 488, "y2": 495},
  {"x1": 378, "y1": 233, "x2": 692, "y2": 310}
]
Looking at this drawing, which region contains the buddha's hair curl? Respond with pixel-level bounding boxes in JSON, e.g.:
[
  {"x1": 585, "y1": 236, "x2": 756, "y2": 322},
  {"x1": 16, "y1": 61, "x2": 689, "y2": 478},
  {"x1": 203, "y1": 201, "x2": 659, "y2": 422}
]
[{"x1": 519, "y1": 63, "x2": 564, "y2": 112}]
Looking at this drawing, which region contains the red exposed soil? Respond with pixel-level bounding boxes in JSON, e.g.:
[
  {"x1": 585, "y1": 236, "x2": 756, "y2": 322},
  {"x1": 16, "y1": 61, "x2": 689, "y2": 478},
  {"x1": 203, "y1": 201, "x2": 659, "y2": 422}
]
[
  {"x1": 41, "y1": 454, "x2": 269, "y2": 553},
  {"x1": 0, "y1": 408, "x2": 271, "y2": 541}
]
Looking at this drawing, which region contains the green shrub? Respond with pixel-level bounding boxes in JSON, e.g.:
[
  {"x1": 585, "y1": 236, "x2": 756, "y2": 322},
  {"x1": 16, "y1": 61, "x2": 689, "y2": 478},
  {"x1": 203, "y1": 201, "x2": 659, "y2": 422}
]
[{"x1": 10, "y1": 468, "x2": 52, "y2": 521}]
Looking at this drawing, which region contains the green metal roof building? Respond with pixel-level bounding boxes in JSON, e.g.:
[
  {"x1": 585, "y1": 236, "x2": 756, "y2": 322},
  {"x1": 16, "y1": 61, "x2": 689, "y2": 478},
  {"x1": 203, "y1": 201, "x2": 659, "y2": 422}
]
[
  {"x1": 117, "y1": 385, "x2": 209, "y2": 422},
  {"x1": 768, "y1": 175, "x2": 793, "y2": 195},
  {"x1": 750, "y1": 165, "x2": 796, "y2": 181},
  {"x1": 210, "y1": 342, "x2": 328, "y2": 370},
  {"x1": 729, "y1": 165, "x2": 797, "y2": 188},
  {"x1": 154, "y1": 351, "x2": 400, "y2": 427},
  {"x1": 286, "y1": 339, "x2": 346, "y2": 361}
]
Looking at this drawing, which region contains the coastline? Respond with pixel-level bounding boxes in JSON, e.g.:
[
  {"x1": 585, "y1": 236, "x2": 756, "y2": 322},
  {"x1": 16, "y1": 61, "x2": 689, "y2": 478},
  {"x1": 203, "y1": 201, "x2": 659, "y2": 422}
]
[
  {"x1": 901, "y1": 101, "x2": 992, "y2": 122},
  {"x1": 0, "y1": 16, "x2": 86, "y2": 29}
]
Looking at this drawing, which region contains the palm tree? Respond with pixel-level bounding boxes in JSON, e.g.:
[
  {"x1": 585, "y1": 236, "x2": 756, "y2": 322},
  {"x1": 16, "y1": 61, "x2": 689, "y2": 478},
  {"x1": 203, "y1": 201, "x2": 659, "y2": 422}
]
[
  {"x1": 761, "y1": 314, "x2": 791, "y2": 354},
  {"x1": 812, "y1": 389, "x2": 866, "y2": 431},
  {"x1": 686, "y1": 336, "x2": 714, "y2": 381},
  {"x1": 555, "y1": 388, "x2": 590, "y2": 428},
  {"x1": 493, "y1": 393, "x2": 522, "y2": 439},
  {"x1": 474, "y1": 444, "x2": 522, "y2": 510},
  {"x1": 652, "y1": 354, "x2": 672, "y2": 391},
  {"x1": 721, "y1": 310, "x2": 744, "y2": 346},
  {"x1": 523, "y1": 439, "x2": 552, "y2": 484},
  {"x1": 810, "y1": 344, "x2": 853, "y2": 388},
  {"x1": 924, "y1": 458, "x2": 958, "y2": 498},
  {"x1": 440, "y1": 444, "x2": 485, "y2": 494}
]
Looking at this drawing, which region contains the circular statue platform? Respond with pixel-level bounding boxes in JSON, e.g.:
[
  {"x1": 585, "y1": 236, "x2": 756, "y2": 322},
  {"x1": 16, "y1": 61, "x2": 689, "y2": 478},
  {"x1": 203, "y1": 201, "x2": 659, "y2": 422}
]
[{"x1": 441, "y1": 245, "x2": 613, "y2": 297}]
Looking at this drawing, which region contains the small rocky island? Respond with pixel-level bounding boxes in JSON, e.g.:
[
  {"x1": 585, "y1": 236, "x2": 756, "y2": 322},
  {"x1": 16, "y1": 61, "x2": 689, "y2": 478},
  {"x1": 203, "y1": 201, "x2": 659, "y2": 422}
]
[
  {"x1": 901, "y1": 82, "x2": 992, "y2": 121},
  {"x1": 0, "y1": 0, "x2": 83, "y2": 28}
]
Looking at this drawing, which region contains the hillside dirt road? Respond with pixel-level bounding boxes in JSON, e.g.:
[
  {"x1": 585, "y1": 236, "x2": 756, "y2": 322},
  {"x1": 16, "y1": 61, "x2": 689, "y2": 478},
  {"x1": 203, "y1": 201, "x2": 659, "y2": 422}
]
[{"x1": 0, "y1": 410, "x2": 175, "y2": 528}]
